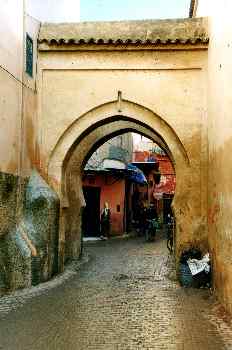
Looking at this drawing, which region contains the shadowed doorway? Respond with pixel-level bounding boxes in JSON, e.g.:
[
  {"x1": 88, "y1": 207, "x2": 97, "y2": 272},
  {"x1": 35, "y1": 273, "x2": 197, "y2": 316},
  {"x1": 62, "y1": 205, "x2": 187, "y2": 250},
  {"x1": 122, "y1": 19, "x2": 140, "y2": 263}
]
[{"x1": 82, "y1": 186, "x2": 101, "y2": 237}]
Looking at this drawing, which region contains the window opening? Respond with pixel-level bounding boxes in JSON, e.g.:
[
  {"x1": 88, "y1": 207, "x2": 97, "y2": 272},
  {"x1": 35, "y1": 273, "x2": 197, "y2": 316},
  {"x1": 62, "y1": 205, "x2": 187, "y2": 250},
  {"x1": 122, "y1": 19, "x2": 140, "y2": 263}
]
[{"x1": 26, "y1": 34, "x2": 33, "y2": 77}]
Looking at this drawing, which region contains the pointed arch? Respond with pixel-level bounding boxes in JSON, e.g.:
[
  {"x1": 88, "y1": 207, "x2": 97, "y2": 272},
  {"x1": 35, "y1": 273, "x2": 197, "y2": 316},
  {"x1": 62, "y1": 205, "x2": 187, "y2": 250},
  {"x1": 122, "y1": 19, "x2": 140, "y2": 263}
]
[{"x1": 47, "y1": 100, "x2": 193, "y2": 268}]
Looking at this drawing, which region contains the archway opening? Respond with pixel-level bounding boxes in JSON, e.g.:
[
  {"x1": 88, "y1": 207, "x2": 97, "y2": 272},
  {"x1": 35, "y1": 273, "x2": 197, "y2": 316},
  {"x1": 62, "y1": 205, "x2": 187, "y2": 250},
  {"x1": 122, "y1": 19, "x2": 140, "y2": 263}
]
[
  {"x1": 59, "y1": 115, "x2": 182, "y2": 266},
  {"x1": 81, "y1": 132, "x2": 176, "y2": 245},
  {"x1": 47, "y1": 100, "x2": 193, "y2": 271}
]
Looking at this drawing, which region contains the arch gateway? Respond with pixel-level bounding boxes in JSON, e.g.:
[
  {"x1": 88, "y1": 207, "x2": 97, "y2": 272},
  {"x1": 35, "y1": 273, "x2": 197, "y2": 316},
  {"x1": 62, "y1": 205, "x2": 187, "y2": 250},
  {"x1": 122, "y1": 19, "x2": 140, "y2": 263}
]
[{"x1": 36, "y1": 17, "x2": 209, "y2": 268}]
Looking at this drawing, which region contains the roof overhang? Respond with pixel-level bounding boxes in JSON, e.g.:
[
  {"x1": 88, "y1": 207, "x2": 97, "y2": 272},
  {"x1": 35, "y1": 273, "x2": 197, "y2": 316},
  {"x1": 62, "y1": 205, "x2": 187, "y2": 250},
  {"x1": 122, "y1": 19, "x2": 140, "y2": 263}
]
[
  {"x1": 38, "y1": 17, "x2": 208, "y2": 51},
  {"x1": 102, "y1": 159, "x2": 126, "y2": 170},
  {"x1": 132, "y1": 162, "x2": 158, "y2": 172}
]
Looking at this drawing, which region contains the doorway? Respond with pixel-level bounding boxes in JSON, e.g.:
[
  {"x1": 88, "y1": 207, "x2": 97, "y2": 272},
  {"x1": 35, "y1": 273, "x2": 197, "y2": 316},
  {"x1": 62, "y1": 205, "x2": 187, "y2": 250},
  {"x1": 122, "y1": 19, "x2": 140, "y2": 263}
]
[{"x1": 82, "y1": 186, "x2": 101, "y2": 237}]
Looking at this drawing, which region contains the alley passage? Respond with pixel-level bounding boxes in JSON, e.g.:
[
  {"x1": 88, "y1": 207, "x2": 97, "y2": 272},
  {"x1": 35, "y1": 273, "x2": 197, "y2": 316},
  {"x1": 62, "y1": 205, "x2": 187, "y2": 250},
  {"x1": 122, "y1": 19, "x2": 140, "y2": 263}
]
[{"x1": 1, "y1": 236, "x2": 232, "y2": 350}]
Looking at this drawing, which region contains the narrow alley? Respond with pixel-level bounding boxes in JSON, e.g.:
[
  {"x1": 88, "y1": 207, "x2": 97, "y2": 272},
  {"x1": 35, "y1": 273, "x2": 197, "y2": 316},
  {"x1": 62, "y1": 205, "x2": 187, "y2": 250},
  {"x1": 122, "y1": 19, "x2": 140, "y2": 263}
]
[{"x1": 1, "y1": 234, "x2": 232, "y2": 350}]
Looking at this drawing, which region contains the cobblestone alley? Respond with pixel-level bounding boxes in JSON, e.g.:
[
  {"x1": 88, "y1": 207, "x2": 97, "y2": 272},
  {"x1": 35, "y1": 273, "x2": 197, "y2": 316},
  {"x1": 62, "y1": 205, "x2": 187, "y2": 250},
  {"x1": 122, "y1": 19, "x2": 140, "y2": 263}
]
[{"x1": 1, "y1": 235, "x2": 232, "y2": 350}]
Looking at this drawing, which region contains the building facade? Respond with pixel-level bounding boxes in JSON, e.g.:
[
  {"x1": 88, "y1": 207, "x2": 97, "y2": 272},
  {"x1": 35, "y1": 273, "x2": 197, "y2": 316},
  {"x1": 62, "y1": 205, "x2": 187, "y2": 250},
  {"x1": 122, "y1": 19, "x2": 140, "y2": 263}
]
[{"x1": 133, "y1": 143, "x2": 175, "y2": 223}]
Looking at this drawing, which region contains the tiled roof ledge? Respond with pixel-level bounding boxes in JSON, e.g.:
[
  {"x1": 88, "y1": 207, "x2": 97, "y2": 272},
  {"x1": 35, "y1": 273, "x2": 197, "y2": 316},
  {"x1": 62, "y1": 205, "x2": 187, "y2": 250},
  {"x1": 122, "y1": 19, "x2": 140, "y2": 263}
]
[{"x1": 38, "y1": 17, "x2": 209, "y2": 50}]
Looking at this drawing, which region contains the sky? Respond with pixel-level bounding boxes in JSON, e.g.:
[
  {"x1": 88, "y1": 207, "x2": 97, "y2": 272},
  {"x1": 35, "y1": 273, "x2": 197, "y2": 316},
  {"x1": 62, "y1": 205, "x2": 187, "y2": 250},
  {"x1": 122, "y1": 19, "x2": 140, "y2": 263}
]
[
  {"x1": 81, "y1": 0, "x2": 190, "y2": 22},
  {"x1": 26, "y1": 0, "x2": 80, "y2": 22}
]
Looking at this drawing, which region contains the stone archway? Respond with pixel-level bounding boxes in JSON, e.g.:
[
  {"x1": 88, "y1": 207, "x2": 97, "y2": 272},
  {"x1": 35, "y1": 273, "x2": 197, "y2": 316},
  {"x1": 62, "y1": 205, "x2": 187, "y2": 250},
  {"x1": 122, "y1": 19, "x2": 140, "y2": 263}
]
[{"x1": 47, "y1": 100, "x2": 206, "y2": 270}]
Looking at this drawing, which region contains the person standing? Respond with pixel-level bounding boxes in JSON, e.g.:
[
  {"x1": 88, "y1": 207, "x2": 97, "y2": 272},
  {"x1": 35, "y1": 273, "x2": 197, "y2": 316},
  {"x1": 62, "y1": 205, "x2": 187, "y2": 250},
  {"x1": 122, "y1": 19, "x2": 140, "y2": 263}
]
[{"x1": 100, "y1": 202, "x2": 111, "y2": 239}]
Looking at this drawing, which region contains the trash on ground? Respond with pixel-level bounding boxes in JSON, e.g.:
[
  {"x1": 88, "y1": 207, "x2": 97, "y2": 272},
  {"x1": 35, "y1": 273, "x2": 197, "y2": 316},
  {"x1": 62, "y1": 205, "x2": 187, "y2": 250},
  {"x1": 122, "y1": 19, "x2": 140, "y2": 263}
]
[
  {"x1": 179, "y1": 249, "x2": 211, "y2": 288},
  {"x1": 187, "y1": 253, "x2": 210, "y2": 275}
]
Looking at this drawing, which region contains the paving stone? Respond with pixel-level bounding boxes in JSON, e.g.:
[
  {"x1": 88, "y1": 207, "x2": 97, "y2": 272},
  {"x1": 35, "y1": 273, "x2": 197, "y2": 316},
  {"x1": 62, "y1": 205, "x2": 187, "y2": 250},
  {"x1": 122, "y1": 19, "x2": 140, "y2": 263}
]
[{"x1": 0, "y1": 235, "x2": 232, "y2": 349}]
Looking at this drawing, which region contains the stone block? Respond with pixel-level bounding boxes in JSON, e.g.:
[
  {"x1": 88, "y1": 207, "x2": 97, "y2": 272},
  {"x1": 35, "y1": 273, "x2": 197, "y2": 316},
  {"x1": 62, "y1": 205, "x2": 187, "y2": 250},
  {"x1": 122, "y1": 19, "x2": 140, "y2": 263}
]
[{"x1": 0, "y1": 170, "x2": 60, "y2": 294}]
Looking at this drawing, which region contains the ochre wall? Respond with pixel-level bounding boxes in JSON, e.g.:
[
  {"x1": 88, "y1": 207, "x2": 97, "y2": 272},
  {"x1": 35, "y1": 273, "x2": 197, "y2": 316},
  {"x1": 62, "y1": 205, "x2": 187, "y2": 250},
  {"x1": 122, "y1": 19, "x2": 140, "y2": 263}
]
[
  {"x1": 22, "y1": 15, "x2": 40, "y2": 176},
  {"x1": 0, "y1": 10, "x2": 40, "y2": 177},
  {"x1": 0, "y1": 0, "x2": 23, "y2": 174},
  {"x1": 0, "y1": 68, "x2": 22, "y2": 174},
  {"x1": 196, "y1": 0, "x2": 232, "y2": 314},
  {"x1": 37, "y1": 49, "x2": 208, "y2": 175},
  {"x1": 0, "y1": 0, "x2": 23, "y2": 80},
  {"x1": 83, "y1": 174, "x2": 125, "y2": 235}
]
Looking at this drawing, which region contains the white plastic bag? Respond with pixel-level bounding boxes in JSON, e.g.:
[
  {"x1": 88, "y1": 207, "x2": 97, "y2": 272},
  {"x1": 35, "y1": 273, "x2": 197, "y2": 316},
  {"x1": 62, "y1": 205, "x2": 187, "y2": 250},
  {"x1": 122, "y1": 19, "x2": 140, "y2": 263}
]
[{"x1": 187, "y1": 253, "x2": 210, "y2": 276}]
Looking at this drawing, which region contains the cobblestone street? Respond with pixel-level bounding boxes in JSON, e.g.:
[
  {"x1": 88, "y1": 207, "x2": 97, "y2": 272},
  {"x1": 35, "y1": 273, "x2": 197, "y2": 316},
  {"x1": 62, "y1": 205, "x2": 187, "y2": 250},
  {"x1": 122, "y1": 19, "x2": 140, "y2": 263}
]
[{"x1": 1, "y1": 235, "x2": 232, "y2": 350}]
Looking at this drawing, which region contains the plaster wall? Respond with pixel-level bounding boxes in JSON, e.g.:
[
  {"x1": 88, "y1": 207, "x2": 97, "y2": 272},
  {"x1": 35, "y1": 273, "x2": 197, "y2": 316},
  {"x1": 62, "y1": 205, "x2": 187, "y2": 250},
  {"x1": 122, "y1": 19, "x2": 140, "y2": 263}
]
[
  {"x1": 22, "y1": 15, "x2": 40, "y2": 176},
  {"x1": 0, "y1": 0, "x2": 23, "y2": 80},
  {"x1": 196, "y1": 0, "x2": 211, "y2": 17},
  {"x1": 37, "y1": 49, "x2": 208, "y2": 174},
  {"x1": 0, "y1": 9, "x2": 40, "y2": 176},
  {"x1": 196, "y1": 0, "x2": 232, "y2": 313},
  {"x1": 0, "y1": 68, "x2": 22, "y2": 174},
  {"x1": 0, "y1": 0, "x2": 23, "y2": 174}
]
